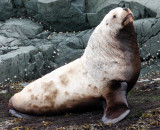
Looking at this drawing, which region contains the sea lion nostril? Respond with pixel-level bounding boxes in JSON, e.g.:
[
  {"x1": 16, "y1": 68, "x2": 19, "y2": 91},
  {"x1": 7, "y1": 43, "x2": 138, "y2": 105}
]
[{"x1": 123, "y1": 8, "x2": 128, "y2": 12}]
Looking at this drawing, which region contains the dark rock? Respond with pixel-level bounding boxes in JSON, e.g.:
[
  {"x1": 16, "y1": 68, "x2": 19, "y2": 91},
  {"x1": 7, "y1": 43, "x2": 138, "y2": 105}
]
[
  {"x1": 0, "y1": 46, "x2": 38, "y2": 83},
  {"x1": 0, "y1": 0, "x2": 16, "y2": 21},
  {"x1": 23, "y1": 0, "x2": 38, "y2": 16},
  {"x1": 76, "y1": 29, "x2": 94, "y2": 48},
  {"x1": 13, "y1": 0, "x2": 23, "y2": 8},
  {"x1": 0, "y1": 19, "x2": 43, "y2": 39},
  {"x1": 52, "y1": 38, "x2": 84, "y2": 66},
  {"x1": 37, "y1": 0, "x2": 88, "y2": 32},
  {"x1": 7, "y1": 0, "x2": 158, "y2": 32},
  {"x1": 134, "y1": 18, "x2": 160, "y2": 59},
  {"x1": 86, "y1": 0, "x2": 156, "y2": 27},
  {"x1": 36, "y1": 31, "x2": 51, "y2": 39},
  {"x1": 0, "y1": 35, "x2": 21, "y2": 47}
]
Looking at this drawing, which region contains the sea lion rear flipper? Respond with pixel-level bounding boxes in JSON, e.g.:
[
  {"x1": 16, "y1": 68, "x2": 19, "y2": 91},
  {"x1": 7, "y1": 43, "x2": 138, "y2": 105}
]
[
  {"x1": 102, "y1": 81, "x2": 130, "y2": 124},
  {"x1": 8, "y1": 97, "x2": 32, "y2": 119},
  {"x1": 9, "y1": 108, "x2": 32, "y2": 119}
]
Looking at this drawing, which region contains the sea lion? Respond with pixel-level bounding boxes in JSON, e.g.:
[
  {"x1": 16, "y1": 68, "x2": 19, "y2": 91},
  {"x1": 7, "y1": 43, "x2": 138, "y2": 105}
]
[{"x1": 8, "y1": 7, "x2": 141, "y2": 124}]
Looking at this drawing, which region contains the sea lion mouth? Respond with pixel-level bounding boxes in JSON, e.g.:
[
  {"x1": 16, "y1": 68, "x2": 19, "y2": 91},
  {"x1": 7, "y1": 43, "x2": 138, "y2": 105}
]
[{"x1": 122, "y1": 13, "x2": 133, "y2": 26}]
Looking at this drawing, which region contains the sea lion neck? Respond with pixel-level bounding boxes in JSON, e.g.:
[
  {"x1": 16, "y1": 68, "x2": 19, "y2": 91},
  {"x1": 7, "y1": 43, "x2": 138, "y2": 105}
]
[{"x1": 116, "y1": 22, "x2": 137, "y2": 45}]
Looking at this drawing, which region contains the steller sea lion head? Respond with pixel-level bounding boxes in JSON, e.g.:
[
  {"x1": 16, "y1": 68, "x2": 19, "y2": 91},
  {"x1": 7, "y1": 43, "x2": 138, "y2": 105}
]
[{"x1": 101, "y1": 7, "x2": 134, "y2": 32}]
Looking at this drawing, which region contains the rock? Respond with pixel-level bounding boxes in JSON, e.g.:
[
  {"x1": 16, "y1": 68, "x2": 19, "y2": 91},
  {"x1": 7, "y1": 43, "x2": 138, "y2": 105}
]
[
  {"x1": 9, "y1": 39, "x2": 22, "y2": 47},
  {"x1": 52, "y1": 38, "x2": 84, "y2": 66},
  {"x1": 126, "y1": 0, "x2": 160, "y2": 17},
  {"x1": 86, "y1": 0, "x2": 157, "y2": 27},
  {"x1": 65, "y1": 36, "x2": 83, "y2": 49},
  {"x1": 0, "y1": 0, "x2": 16, "y2": 21},
  {"x1": 140, "y1": 59, "x2": 160, "y2": 78},
  {"x1": 0, "y1": 19, "x2": 43, "y2": 39},
  {"x1": 38, "y1": 44, "x2": 55, "y2": 60},
  {"x1": 134, "y1": 18, "x2": 160, "y2": 59},
  {"x1": 0, "y1": 44, "x2": 59, "y2": 83},
  {"x1": 0, "y1": 35, "x2": 22, "y2": 47},
  {"x1": 76, "y1": 29, "x2": 94, "y2": 48},
  {"x1": 23, "y1": 0, "x2": 38, "y2": 16},
  {"x1": 37, "y1": 0, "x2": 88, "y2": 32},
  {"x1": 0, "y1": 21, "x2": 3, "y2": 27},
  {"x1": 36, "y1": 30, "x2": 51, "y2": 39},
  {"x1": 0, "y1": 46, "x2": 38, "y2": 83},
  {"x1": 0, "y1": 89, "x2": 8, "y2": 94},
  {"x1": 13, "y1": 0, "x2": 23, "y2": 8},
  {"x1": 7, "y1": 0, "x2": 159, "y2": 32},
  {"x1": 19, "y1": 82, "x2": 30, "y2": 87},
  {"x1": 119, "y1": 0, "x2": 157, "y2": 19}
]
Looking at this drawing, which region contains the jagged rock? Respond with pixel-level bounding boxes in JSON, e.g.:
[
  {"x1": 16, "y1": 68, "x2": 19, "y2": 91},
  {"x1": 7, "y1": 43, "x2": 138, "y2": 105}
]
[
  {"x1": 49, "y1": 33, "x2": 85, "y2": 66},
  {"x1": 76, "y1": 29, "x2": 94, "y2": 48},
  {"x1": 0, "y1": 19, "x2": 43, "y2": 39},
  {"x1": 0, "y1": 21, "x2": 3, "y2": 27},
  {"x1": 0, "y1": 46, "x2": 37, "y2": 83},
  {"x1": 8, "y1": 0, "x2": 159, "y2": 32},
  {"x1": 126, "y1": 0, "x2": 160, "y2": 17},
  {"x1": 0, "y1": 44, "x2": 60, "y2": 83},
  {"x1": 23, "y1": 0, "x2": 38, "y2": 16},
  {"x1": 13, "y1": 0, "x2": 23, "y2": 8},
  {"x1": 134, "y1": 18, "x2": 160, "y2": 59},
  {"x1": 86, "y1": 0, "x2": 157, "y2": 27},
  {"x1": 37, "y1": 0, "x2": 88, "y2": 32},
  {"x1": 0, "y1": 0, "x2": 16, "y2": 21},
  {"x1": 0, "y1": 35, "x2": 22, "y2": 47},
  {"x1": 36, "y1": 31, "x2": 51, "y2": 39}
]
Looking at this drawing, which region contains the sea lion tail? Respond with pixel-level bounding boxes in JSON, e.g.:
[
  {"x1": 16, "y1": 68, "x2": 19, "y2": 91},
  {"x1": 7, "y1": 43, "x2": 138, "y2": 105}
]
[{"x1": 8, "y1": 97, "x2": 31, "y2": 119}]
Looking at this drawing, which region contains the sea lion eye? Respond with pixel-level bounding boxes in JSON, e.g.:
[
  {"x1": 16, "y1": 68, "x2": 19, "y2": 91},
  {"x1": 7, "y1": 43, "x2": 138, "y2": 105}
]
[{"x1": 113, "y1": 14, "x2": 117, "y2": 18}]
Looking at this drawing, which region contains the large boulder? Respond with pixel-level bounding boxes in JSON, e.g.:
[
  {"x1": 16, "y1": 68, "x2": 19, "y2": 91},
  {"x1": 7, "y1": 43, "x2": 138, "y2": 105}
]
[
  {"x1": 0, "y1": 46, "x2": 38, "y2": 84},
  {"x1": 37, "y1": 0, "x2": 88, "y2": 32},
  {"x1": 86, "y1": 0, "x2": 157, "y2": 27},
  {"x1": 0, "y1": 19, "x2": 43, "y2": 40},
  {"x1": 6, "y1": 0, "x2": 159, "y2": 32},
  {"x1": 0, "y1": 44, "x2": 60, "y2": 84},
  {"x1": 134, "y1": 18, "x2": 160, "y2": 60},
  {"x1": 23, "y1": 0, "x2": 38, "y2": 17},
  {"x1": 0, "y1": 0, "x2": 16, "y2": 21}
]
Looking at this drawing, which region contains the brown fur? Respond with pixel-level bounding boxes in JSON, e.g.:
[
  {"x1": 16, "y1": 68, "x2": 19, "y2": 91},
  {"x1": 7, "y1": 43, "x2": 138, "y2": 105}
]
[
  {"x1": 59, "y1": 74, "x2": 69, "y2": 86},
  {"x1": 65, "y1": 91, "x2": 69, "y2": 96},
  {"x1": 116, "y1": 22, "x2": 141, "y2": 92},
  {"x1": 43, "y1": 81, "x2": 54, "y2": 91}
]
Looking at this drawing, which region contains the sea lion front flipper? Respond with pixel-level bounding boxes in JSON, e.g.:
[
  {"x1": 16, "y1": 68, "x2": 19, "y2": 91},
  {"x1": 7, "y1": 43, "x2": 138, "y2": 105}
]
[{"x1": 102, "y1": 81, "x2": 130, "y2": 124}]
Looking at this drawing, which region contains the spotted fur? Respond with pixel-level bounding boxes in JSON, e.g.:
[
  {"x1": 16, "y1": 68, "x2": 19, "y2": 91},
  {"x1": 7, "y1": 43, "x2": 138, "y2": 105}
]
[{"x1": 8, "y1": 7, "x2": 140, "y2": 124}]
